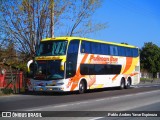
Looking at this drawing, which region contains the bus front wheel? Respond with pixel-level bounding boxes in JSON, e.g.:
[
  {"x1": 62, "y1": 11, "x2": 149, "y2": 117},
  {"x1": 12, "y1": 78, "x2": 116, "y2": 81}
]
[{"x1": 79, "y1": 80, "x2": 86, "y2": 94}]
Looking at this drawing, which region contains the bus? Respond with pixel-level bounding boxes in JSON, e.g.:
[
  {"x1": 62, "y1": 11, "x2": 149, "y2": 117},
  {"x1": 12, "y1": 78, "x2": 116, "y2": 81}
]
[{"x1": 26, "y1": 37, "x2": 140, "y2": 93}]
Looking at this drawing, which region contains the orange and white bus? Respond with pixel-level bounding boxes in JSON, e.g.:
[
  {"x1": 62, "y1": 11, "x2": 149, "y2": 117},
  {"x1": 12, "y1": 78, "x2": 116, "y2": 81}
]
[{"x1": 27, "y1": 37, "x2": 140, "y2": 93}]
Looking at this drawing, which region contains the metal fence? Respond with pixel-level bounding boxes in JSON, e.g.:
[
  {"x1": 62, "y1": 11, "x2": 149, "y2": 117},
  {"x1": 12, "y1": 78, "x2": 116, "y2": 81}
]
[
  {"x1": 0, "y1": 64, "x2": 25, "y2": 93},
  {"x1": 141, "y1": 72, "x2": 160, "y2": 79}
]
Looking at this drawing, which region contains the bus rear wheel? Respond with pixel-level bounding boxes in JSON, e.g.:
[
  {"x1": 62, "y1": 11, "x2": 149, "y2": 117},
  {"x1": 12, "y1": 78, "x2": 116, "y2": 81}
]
[
  {"x1": 125, "y1": 78, "x2": 131, "y2": 89},
  {"x1": 79, "y1": 80, "x2": 86, "y2": 94}
]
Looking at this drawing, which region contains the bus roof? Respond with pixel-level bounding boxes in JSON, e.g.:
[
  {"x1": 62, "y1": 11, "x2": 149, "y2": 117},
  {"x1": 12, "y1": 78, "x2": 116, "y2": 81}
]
[{"x1": 41, "y1": 36, "x2": 138, "y2": 48}]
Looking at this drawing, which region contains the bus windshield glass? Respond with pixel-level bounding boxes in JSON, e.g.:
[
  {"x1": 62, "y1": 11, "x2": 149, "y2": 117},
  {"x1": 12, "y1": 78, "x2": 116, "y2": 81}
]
[
  {"x1": 36, "y1": 40, "x2": 68, "y2": 56},
  {"x1": 34, "y1": 60, "x2": 64, "y2": 80}
]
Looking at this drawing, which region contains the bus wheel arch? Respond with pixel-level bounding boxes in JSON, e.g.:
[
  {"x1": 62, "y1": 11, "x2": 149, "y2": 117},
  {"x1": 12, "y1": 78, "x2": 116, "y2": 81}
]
[
  {"x1": 78, "y1": 79, "x2": 87, "y2": 94},
  {"x1": 119, "y1": 77, "x2": 125, "y2": 89},
  {"x1": 125, "y1": 77, "x2": 132, "y2": 89}
]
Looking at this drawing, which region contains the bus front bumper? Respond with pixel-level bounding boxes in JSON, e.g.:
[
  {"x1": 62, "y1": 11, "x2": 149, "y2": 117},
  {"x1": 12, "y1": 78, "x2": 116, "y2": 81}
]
[{"x1": 31, "y1": 86, "x2": 65, "y2": 92}]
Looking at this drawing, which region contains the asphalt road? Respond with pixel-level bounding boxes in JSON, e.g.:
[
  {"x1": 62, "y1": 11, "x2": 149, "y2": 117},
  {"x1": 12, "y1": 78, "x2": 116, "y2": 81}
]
[{"x1": 0, "y1": 82, "x2": 160, "y2": 120}]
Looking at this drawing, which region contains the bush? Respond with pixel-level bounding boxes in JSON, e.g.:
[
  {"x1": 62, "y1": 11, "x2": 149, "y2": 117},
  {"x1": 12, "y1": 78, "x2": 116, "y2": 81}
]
[{"x1": 1, "y1": 88, "x2": 13, "y2": 94}]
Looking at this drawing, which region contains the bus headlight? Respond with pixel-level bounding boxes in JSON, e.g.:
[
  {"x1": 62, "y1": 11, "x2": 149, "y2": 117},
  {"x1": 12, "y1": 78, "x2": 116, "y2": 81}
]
[{"x1": 60, "y1": 61, "x2": 65, "y2": 70}]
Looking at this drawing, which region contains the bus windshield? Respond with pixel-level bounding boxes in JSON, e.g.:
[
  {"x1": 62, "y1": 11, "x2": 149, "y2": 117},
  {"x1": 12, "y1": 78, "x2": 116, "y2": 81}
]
[
  {"x1": 36, "y1": 40, "x2": 68, "y2": 56},
  {"x1": 34, "y1": 60, "x2": 64, "y2": 80}
]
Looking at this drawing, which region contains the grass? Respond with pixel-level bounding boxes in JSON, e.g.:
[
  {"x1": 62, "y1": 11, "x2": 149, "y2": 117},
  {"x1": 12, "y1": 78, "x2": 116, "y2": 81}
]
[{"x1": 140, "y1": 78, "x2": 151, "y2": 81}]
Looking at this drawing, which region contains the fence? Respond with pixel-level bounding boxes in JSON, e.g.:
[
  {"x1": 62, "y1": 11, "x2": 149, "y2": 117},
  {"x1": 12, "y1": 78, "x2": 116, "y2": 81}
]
[
  {"x1": 0, "y1": 63, "x2": 25, "y2": 93},
  {"x1": 141, "y1": 72, "x2": 160, "y2": 79},
  {"x1": 140, "y1": 73, "x2": 160, "y2": 85},
  {"x1": 141, "y1": 72, "x2": 153, "y2": 79}
]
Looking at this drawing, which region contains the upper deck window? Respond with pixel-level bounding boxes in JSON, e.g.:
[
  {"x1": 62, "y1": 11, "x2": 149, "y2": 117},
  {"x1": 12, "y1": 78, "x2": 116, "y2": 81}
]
[
  {"x1": 81, "y1": 41, "x2": 110, "y2": 55},
  {"x1": 36, "y1": 40, "x2": 68, "y2": 56}
]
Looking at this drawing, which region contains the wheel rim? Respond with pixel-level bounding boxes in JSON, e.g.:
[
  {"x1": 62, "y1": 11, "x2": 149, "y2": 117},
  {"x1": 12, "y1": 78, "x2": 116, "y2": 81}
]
[
  {"x1": 79, "y1": 81, "x2": 85, "y2": 93},
  {"x1": 120, "y1": 80, "x2": 125, "y2": 89},
  {"x1": 127, "y1": 80, "x2": 131, "y2": 87},
  {"x1": 128, "y1": 81, "x2": 130, "y2": 86},
  {"x1": 121, "y1": 82, "x2": 124, "y2": 88}
]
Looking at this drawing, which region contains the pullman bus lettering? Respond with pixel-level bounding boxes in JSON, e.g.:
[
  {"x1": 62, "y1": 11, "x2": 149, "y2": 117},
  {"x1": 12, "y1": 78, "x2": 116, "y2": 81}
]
[{"x1": 89, "y1": 55, "x2": 118, "y2": 64}]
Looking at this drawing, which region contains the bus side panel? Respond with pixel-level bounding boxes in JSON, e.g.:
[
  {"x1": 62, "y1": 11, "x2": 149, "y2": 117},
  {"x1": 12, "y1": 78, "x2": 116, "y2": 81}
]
[
  {"x1": 77, "y1": 54, "x2": 124, "y2": 89},
  {"x1": 67, "y1": 54, "x2": 140, "y2": 91}
]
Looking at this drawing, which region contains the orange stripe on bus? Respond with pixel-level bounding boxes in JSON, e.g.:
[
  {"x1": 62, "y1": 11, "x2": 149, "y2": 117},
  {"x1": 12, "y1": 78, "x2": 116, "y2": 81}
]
[
  {"x1": 130, "y1": 72, "x2": 138, "y2": 76},
  {"x1": 122, "y1": 57, "x2": 133, "y2": 74},
  {"x1": 112, "y1": 74, "x2": 119, "y2": 81},
  {"x1": 88, "y1": 75, "x2": 96, "y2": 87},
  {"x1": 70, "y1": 54, "x2": 88, "y2": 91}
]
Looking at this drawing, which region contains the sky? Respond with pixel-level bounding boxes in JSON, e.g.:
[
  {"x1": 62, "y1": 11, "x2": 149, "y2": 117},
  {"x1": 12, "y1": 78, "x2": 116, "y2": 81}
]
[{"x1": 89, "y1": 0, "x2": 160, "y2": 48}]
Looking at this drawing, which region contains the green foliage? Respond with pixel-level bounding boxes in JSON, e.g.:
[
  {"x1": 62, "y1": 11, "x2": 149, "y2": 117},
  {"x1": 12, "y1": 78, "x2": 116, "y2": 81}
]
[
  {"x1": 1, "y1": 88, "x2": 13, "y2": 94},
  {"x1": 140, "y1": 42, "x2": 160, "y2": 77}
]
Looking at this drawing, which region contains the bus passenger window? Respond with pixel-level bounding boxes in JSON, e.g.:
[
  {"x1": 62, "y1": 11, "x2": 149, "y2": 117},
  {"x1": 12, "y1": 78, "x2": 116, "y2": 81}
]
[{"x1": 110, "y1": 45, "x2": 118, "y2": 56}]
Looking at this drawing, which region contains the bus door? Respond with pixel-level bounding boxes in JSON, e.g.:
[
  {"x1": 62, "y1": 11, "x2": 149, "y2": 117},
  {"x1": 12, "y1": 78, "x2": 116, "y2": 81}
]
[{"x1": 66, "y1": 40, "x2": 80, "y2": 78}]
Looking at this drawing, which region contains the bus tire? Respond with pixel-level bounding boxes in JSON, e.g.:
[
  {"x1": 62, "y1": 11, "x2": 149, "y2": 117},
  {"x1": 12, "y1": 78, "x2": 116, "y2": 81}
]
[
  {"x1": 125, "y1": 78, "x2": 131, "y2": 89},
  {"x1": 79, "y1": 80, "x2": 86, "y2": 94},
  {"x1": 119, "y1": 78, "x2": 125, "y2": 89}
]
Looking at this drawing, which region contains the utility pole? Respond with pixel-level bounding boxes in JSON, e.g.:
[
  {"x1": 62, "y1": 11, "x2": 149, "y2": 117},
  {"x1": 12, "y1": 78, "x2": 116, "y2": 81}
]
[{"x1": 50, "y1": 0, "x2": 54, "y2": 38}]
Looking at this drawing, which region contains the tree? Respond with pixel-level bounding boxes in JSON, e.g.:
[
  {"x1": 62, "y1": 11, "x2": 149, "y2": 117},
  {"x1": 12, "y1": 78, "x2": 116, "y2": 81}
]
[
  {"x1": 0, "y1": 0, "x2": 68, "y2": 61},
  {"x1": 0, "y1": 0, "x2": 106, "y2": 62},
  {"x1": 60, "y1": 0, "x2": 106, "y2": 36},
  {"x1": 0, "y1": 41, "x2": 17, "y2": 61},
  {"x1": 140, "y1": 42, "x2": 160, "y2": 78}
]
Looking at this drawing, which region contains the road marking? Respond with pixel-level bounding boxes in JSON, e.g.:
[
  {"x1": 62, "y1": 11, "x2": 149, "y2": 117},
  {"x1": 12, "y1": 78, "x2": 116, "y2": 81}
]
[
  {"x1": 24, "y1": 101, "x2": 90, "y2": 111},
  {"x1": 18, "y1": 89, "x2": 160, "y2": 111},
  {"x1": 95, "y1": 98, "x2": 105, "y2": 102},
  {"x1": 89, "y1": 117, "x2": 104, "y2": 120}
]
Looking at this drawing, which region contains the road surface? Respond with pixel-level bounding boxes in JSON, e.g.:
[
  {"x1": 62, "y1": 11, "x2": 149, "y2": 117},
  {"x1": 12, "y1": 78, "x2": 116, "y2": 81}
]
[{"x1": 0, "y1": 82, "x2": 160, "y2": 120}]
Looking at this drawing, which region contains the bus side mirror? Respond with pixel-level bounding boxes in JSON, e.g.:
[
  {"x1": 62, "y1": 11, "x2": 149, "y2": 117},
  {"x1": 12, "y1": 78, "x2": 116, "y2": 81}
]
[{"x1": 27, "y1": 60, "x2": 34, "y2": 78}]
